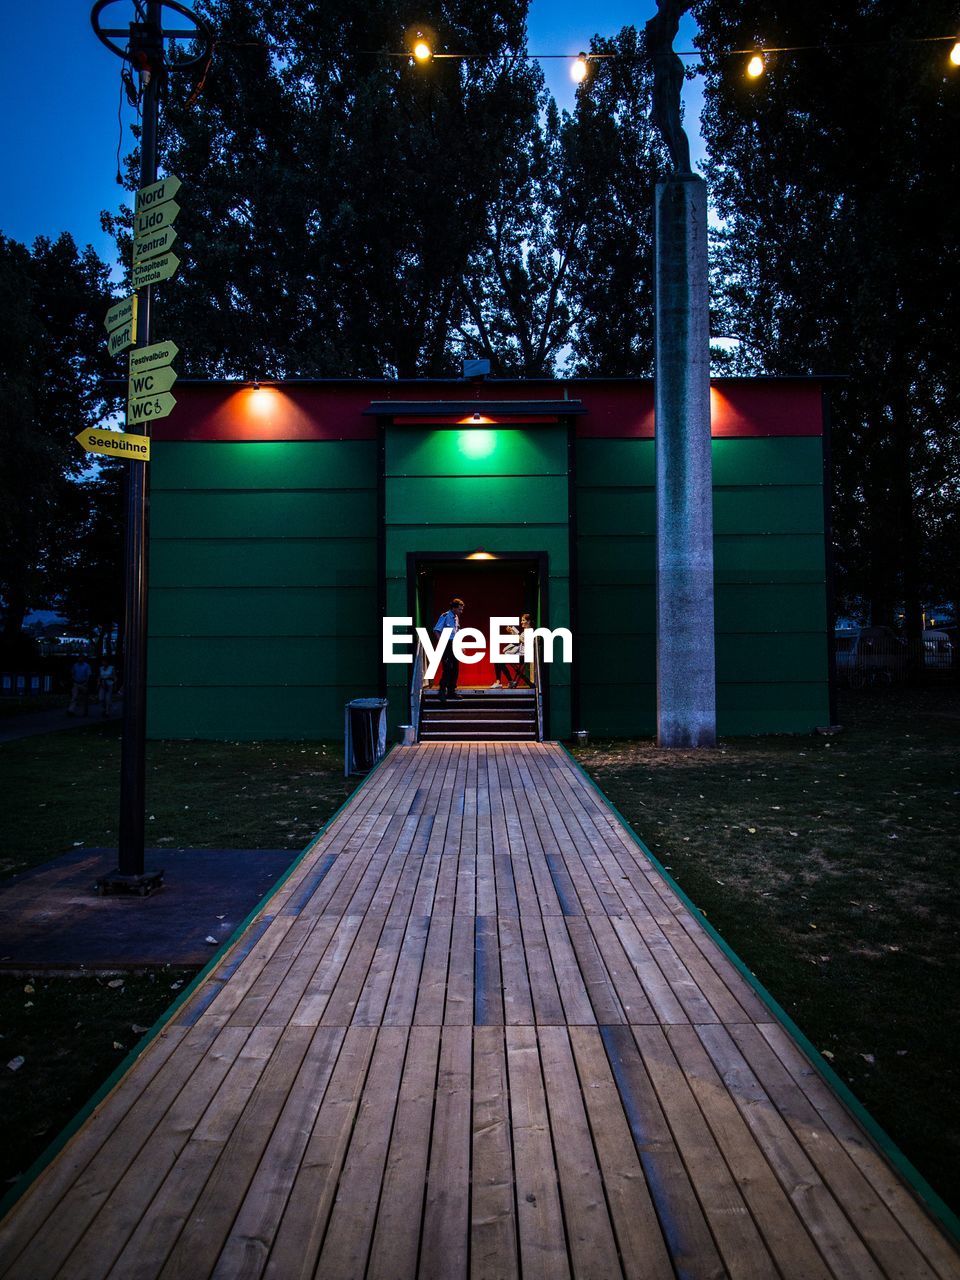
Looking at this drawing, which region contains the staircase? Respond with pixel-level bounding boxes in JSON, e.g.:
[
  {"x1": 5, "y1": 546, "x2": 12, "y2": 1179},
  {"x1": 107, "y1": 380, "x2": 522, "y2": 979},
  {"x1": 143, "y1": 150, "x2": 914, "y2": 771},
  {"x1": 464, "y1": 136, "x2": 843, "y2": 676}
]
[{"x1": 418, "y1": 688, "x2": 538, "y2": 742}]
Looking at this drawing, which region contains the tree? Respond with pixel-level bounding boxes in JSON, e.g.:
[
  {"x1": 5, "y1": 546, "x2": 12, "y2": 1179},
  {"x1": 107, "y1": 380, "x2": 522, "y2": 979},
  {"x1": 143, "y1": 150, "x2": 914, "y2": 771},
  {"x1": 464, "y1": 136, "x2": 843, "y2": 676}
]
[
  {"x1": 107, "y1": 0, "x2": 545, "y2": 378},
  {"x1": 694, "y1": 0, "x2": 960, "y2": 627},
  {"x1": 0, "y1": 234, "x2": 116, "y2": 642}
]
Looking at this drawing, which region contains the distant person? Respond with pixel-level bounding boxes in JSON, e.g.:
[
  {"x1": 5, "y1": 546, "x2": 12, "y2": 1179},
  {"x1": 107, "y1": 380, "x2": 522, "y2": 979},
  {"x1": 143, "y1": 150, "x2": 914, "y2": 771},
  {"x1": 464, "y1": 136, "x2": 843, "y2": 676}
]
[
  {"x1": 68, "y1": 655, "x2": 92, "y2": 716},
  {"x1": 495, "y1": 619, "x2": 522, "y2": 688},
  {"x1": 98, "y1": 660, "x2": 116, "y2": 718},
  {"x1": 433, "y1": 597, "x2": 464, "y2": 702},
  {"x1": 511, "y1": 612, "x2": 534, "y2": 688}
]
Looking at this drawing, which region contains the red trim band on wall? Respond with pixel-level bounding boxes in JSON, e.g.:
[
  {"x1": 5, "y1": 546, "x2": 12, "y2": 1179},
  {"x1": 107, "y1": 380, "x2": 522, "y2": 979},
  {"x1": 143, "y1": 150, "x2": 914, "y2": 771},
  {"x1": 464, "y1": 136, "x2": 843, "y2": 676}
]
[{"x1": 151, "y1": 379, "x2": 825, "y2": 442}]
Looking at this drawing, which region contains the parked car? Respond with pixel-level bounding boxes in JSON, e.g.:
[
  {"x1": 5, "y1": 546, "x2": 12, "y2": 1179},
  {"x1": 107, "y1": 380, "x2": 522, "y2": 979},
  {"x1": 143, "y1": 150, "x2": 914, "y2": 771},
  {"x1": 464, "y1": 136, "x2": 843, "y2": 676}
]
[
  {"x1": 834, "y1": 627, "x2": 907, "y2": 687},
  {"x1": 923, "y1": 630, "x2": 954, "y2": 671}
]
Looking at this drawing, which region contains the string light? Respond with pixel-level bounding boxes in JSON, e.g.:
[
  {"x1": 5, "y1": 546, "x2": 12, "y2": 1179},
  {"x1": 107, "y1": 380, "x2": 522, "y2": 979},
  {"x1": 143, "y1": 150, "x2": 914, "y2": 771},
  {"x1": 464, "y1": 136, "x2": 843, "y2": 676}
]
[
  {"x1": 571, "y1": 52, "x2": 589, "y2": 83},
  {"x1": 746, "y1": 53, "x2": 765, "y2": 78}
]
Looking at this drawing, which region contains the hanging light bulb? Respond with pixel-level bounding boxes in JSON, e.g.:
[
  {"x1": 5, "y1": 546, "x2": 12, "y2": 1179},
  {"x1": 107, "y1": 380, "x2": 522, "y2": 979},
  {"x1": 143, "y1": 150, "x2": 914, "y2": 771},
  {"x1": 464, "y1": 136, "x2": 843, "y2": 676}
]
[
  {"x1": 413, "y1": 37, "x2": 432, "y2": 62},
  {"x1": 746, "y1": 53, "x2": 765, "y2": 78},
  {"x1": 949, "y1": 40, "x2": 960, "y2": 66},
  {"x1": 571, "y1": 52, "x2": 589, "y2": 83}
]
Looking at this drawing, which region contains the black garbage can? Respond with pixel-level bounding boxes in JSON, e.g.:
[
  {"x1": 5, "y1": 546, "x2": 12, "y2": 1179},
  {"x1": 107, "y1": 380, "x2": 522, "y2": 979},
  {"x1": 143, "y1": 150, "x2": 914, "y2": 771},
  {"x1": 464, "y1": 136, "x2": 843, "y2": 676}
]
[{"x1": 344, "y1": 697, "x2": 388, "y2": 776}]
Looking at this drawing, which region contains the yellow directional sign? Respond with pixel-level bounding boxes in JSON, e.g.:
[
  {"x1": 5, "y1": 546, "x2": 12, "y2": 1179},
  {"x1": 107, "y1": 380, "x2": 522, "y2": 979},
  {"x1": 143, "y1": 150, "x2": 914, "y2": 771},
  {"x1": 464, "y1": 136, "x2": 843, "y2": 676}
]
[
  {"x1": 129, "y1": 340, "x2": 179, "y2": 376},
  {"x1": 77, "y1": 429, "x2": 151, "y2": 461},
  {"x1": 133, "y1": 226, "x2": 178, "y2": 265},
  {"x1": 132, "y1": 252, "x2": 180, "y2": 291},
  {"x1": 129, "y1": 365, "x2": 177, "y2": 397},
  {"x1": 107, "y1": 321, "x2": 136, "y2": 357},
  {"x1": 104, "y1": 295, "x2": 137, "y2": 333},
  {"x1": 134, "y1": 199, "x2": 180, "y2": 239},
  {"x1": 128, "y1": 392, "x2": 176, "y2": 424},
  {"x1": 136, "y1": 174, "x2": 182, "y2": 213}
]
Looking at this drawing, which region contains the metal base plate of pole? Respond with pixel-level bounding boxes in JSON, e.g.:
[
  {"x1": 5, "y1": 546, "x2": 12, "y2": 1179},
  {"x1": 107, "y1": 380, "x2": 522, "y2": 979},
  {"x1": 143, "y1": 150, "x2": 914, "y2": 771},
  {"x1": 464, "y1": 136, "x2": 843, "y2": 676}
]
[{"x1": 95, "y1": 868, "x2": 165, "y2": 896}]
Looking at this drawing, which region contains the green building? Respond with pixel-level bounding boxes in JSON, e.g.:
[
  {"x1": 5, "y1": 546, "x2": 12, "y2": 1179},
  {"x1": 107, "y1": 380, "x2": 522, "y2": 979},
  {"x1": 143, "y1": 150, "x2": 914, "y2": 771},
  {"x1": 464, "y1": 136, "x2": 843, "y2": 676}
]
[{"x1": 148, "y1": 377, "x2": 833, "y2": 741}]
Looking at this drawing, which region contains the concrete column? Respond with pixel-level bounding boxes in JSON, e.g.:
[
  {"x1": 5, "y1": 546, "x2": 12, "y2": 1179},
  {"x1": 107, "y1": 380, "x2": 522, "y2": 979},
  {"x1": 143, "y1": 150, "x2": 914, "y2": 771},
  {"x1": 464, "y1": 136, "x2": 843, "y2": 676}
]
[{"x1": 654, "y1": 175, "x2": 717, "y2": 747}]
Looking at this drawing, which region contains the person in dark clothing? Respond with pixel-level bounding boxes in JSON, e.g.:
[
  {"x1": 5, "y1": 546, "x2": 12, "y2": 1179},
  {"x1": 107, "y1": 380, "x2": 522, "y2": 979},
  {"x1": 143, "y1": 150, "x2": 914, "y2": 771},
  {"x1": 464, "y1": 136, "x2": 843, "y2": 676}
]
[{"x1": 434, "y1": 597, "x2": 464, "y2": 702}]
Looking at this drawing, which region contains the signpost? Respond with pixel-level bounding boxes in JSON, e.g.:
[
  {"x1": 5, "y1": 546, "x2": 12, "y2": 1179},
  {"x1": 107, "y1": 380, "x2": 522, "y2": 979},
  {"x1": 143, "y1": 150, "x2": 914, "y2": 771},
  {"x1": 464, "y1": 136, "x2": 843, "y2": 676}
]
[
  {"x1": 91, "y1": 0, "x2": 210, "y2": 895},
  {"x1": 132, "y1": 226, "x2": 178, "y2": 265},
  {"x1": 134, "y1": 199, "x2": 180, "y2": 238},
  {"x1": 129, "y1": 339, "x2": 179, "y2": 374},
  {"x1": 131, "y1": 251, "x2": 180, "y2": 291},
  {"x1": 77, "y1": 428, "x2": 151, "y2": 460},
  {"x1": 128, "y1": 391, "x2": 177, "y2": 423},
  {"x1": 128, "y1": 365, "x2": 178, "y2": 397}
]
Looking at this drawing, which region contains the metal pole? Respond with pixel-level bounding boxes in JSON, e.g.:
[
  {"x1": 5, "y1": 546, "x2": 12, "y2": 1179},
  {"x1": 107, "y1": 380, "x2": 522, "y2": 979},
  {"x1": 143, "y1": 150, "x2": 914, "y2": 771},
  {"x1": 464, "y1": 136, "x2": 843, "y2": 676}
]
[
  {"x1": 654, "y1": 175, "x2": 717, "y2": 747},
  {"x1": 116, "y1": 1, "x2": 161, "y2": 883}
]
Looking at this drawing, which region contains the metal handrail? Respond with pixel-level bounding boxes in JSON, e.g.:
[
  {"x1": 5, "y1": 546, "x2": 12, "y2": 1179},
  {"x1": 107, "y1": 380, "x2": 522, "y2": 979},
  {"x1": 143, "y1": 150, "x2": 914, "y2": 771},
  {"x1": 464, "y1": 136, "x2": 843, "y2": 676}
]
[
  {"x1": 410, "y1": 637, "x2": 427, "y2": 737},
  {"x1": 533, "y1": 635, "x2": 544, "y2": 741}
]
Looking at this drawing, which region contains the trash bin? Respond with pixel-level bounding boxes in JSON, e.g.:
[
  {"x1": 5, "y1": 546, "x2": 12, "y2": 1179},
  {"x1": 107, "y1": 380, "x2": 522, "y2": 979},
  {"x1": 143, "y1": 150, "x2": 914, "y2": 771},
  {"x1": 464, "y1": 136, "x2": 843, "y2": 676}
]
[
  {"x1": 398, "y1": 724, "x2": 416, "y2": 746},
  {"x1": 344, "y1": 698, "x2": 388, "y2": 776}
]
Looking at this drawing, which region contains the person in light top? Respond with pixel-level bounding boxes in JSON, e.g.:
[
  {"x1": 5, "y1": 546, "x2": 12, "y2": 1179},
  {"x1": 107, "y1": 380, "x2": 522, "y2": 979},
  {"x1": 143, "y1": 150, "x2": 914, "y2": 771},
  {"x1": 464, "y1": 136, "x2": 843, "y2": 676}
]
[{"x1": 433, "y1": 597, "x2": 464, "y2": 702}]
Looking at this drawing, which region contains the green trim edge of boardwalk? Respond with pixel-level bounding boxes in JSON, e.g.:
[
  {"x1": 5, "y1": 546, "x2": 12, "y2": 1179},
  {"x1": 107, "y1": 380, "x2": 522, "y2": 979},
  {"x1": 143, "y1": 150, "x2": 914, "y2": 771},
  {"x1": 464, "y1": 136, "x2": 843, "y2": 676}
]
[
  {"x1": 559, "y1": 742, "x2": 960, "y2": 1249},
  {"x1": 0, "y1": 746, "x2": 397, "y2": 1224}
]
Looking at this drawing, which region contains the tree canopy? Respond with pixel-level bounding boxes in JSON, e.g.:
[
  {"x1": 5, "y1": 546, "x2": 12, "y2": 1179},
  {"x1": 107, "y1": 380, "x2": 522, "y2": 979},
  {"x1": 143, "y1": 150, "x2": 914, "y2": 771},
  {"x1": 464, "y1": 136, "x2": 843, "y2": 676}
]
[
  {"x1": 0, "y1": 234, "x2": 116, "y2": 643},
  {"x1": 694, "y1": 0, "x2": 960, "y2": 623}
]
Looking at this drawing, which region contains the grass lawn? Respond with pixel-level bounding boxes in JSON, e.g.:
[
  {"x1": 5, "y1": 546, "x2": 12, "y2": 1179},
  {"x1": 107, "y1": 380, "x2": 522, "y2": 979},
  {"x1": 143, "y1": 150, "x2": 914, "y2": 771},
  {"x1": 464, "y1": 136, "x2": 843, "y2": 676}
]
[
  {"x1": 574, "y1": 685, "x2": 960, "y2": 1215},
  {"x1": 0, "y1": 721, "x2": 354, "y2": 880},
  {"x1": 0, "y1": 725, "x2": 355, "y2": 1190}
]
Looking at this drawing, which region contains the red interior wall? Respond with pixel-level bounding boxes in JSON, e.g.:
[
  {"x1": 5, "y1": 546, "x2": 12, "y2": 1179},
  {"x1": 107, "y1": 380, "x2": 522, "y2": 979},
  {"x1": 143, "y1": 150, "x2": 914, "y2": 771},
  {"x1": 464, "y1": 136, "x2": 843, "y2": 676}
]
[{"x1": 428, "y1": 566, "x2": 529, "y2": 687}]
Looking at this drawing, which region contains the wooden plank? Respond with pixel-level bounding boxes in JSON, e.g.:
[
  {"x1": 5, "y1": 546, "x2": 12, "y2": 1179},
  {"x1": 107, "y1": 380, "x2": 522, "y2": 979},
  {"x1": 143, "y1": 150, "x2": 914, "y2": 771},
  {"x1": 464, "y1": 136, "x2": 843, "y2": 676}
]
[
  {"x1": 444, "y1": 913, "x2": 475, "y2": 1026},
  {"x1": 756, "y1": 1021, "x2": 960, "y2": 1280},
  {"x1": 563, "y1": 916, "x2": 625, "y2": 1025},
  {"x1": 498, "y1": 914, "x2": 535, "y2": 1026},
  {"x1": 538, "y1": 1027, "x2": 622, "y2": 1277},
  {"x1": 584, "y1": 914, "x2": 657, "y2": 1025},
  {"x1": 506, "y1": 1025, "x2": 571, "y2": 1279},
  {"x1": 208, "y1": 1027, "x2": 347, "y2": 1280},
  {"x1": 351, "y1": 917, "x2": 408, "y2": 1025},
  {"x1": 413, "y1": 912, "x2": 454, "y2": 1026},
  {"x1": 319, "y1": 911, "x2": 388, "y2": 1027},
  {"x1": 493, "y1": 746, "x2": 542, "y2": 920},
  {"x1": 728, "y1": 1022, "x2": 942, "y2": 1280},
  {"x1": 288, "y1": 913, "x2": 364, "y2": 1026},
  {"x1": 519, "y1": 913, "x2": 566, "y2": 1026},
  {"x1": 1, "y1": 1021, "x2": 226, "y2": 1280},
  {"x1": 97, "y1": 1026, "x2": 284, "y2": 1280},
  {"x1": 665, "y1": 1024, "x2": 834, "y2": 1280},
  {"x1": 152, "y1": 1027, "x2": 312, "y2": 1280},
  {"x1": 471, "y1": 1026, "x2": 519, "y2": 1279},
  {"x1": 542, "y1": 916, "x2": 596, "y2": 1025},
  {"x1": 599, "y1": 1023, "x2": 725, "y2": 1280},
  {"x1": 632, "y1": 1024, "x2": 778, "y2": 1279},
  {"x1": 608, "y1": 914, "x2": 689, "y2": 1025},
  {"x1": 263, "y1": 1026, "x2": 377, "y2": 1280},
  {"x1": 315, "y1": 1026, "x2": 409, "y2": 1277},
  {"x1": 382, "y1": 913, "x2": 431, "y2": 1026},
  {"x1": 473, "y1": 915, "x2": 504, "y2": 1026},
  {"x1": 367, "y1": 1026, "x2": 442, "y2": 1280},
  {"x1": 419, "y1": 1025, "x2": 472, "y2": 1279},
  {"x1": 568, "y1": 1027, "x2": 674, "y2": 1280},
  {"x1": 0, "y1": 1024, "x2": 191, "y2": 1272},
  {"x1": 696, "y1": 1023, "x2": 887, "y2": 1280},
  {"x1": 475, "y1": 748, "x2": 498, "y2": 918}
]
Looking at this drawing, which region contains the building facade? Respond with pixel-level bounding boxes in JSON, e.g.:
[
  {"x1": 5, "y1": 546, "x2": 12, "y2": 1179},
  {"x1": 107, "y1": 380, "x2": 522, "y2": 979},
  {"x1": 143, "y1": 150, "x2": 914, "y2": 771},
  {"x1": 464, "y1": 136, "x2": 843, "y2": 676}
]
[{"x1": 148, "y1": 377, "x2": 832, "y2": 740}]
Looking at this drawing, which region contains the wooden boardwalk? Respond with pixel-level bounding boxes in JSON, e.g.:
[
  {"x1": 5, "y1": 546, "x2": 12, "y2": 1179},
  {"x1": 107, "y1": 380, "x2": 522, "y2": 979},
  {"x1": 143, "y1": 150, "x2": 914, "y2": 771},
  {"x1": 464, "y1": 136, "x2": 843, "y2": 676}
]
[{"x1": 1, "y1": 743, "x2": 957, "y2": 1279}]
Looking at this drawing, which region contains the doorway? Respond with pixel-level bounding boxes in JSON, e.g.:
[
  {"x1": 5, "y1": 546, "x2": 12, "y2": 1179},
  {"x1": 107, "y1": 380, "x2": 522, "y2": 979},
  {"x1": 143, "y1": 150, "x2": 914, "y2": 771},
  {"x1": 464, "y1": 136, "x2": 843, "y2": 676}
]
[{"x1": 411, "y1": 555, "x2": 542, "y2": 688}]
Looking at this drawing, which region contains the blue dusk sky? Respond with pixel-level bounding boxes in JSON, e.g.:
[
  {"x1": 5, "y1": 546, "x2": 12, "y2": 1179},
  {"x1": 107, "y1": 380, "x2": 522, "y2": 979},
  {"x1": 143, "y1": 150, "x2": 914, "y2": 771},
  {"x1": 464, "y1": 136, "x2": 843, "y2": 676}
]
[{"x1": 0, "y1": 2, "x2": 703, "y2": 268}]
